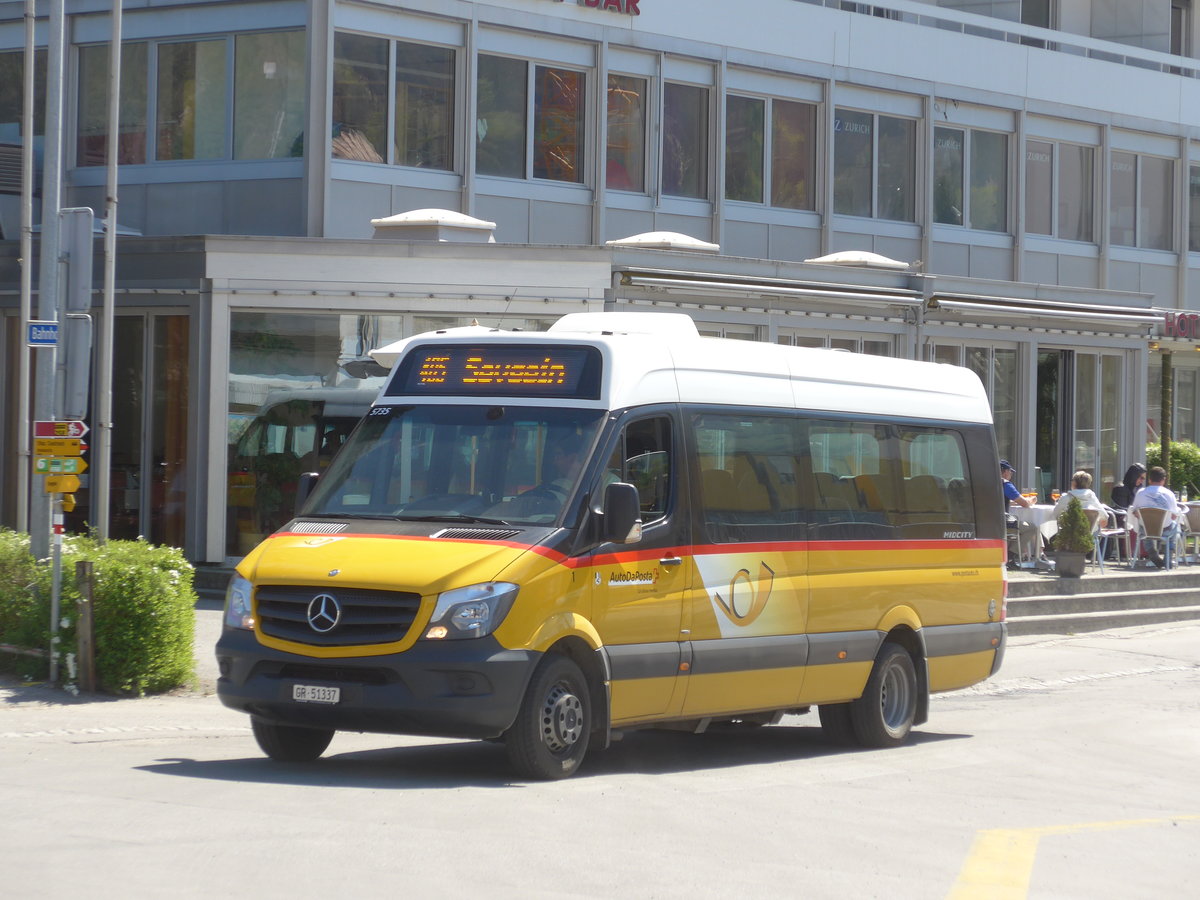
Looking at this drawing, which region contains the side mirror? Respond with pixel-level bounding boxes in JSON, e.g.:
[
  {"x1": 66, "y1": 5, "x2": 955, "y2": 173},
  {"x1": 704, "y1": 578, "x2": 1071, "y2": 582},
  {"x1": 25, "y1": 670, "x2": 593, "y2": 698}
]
[
  {"x1": 602, "y1": 482, "x2": 642, "y2": 544},
  {"x1": 295, "y1": 472, "x2": 320, "y2": 513}
]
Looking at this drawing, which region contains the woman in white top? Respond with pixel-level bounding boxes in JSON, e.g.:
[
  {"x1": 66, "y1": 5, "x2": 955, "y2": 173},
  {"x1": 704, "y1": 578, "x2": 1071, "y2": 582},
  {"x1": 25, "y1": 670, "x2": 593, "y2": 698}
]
[{"x1": 1052, "y1": 470, "x2": 1109, "y2": 531}]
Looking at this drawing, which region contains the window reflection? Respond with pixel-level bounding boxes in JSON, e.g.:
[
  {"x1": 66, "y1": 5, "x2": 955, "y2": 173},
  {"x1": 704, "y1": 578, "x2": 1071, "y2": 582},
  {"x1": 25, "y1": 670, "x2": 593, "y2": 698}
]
[
  {"x1": 534, "y1": 66, "x2": 584, "y2": 182},
  {"x1": 77, "y1": 43, "x2": 147, "y2": 166},
  {"x1": 234, "y1": 31, "x2": 305, "y2": 160},
  {"x1": 663, "y1": 82, "x2": 709, "y2": 198},
  {"x1": 476, "y1": 55, "x2": 527, "y2": 178},
  {"x1": 332, "y1": 33, "x2": 387, "y2": 162},
  {"x1": 395, "y1": 42, "x2": 455, "y2": 170},
  {"x1": 607, "y1": 74, "x2": 646, "y2": 192},
  {"x1": 725, "y1": 94, "x2": 764, "y2": 203},
  {"x1": 156, "y1": 40, "x2": 227, "y2": 160},
  {"x1": 772, "y1": 99, "x2": 816, "y2": 210}
]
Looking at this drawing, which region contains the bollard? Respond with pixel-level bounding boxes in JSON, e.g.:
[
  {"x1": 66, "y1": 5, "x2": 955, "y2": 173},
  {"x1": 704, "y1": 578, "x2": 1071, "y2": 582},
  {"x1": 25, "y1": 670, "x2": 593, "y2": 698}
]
[{"x1": 75, "y1": 560, "x2": 96, "y2": 692}]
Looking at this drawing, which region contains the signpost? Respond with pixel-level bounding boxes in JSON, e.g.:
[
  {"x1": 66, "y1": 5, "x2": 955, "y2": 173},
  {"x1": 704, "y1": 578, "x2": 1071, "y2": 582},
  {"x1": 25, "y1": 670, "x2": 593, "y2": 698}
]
[
  {"x1": 44, "y1": 474, "x2": 81, "y2": 494},
  {"x1": 34, "y1": 419, "x2": 89, "y2": 439},
  {"x1": 36, "y1": 458, "x2": 88, "y2": 475}
]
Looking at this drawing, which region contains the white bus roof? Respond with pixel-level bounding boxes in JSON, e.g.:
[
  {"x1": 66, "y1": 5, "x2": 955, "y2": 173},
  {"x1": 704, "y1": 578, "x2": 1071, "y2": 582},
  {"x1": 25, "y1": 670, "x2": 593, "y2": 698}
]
[{"x1": 369, "y1": 312, "x2": 992, "y2": 424}]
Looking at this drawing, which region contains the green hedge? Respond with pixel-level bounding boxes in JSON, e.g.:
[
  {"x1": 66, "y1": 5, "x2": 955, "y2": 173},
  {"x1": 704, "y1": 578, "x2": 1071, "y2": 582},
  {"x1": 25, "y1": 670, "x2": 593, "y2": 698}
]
[
  {"x1": 0, "y1": 530, "x2": 196, "y2": 694},
  {"x1": 1145, "y1": 440, "x2": 1200, "y2": 495}
]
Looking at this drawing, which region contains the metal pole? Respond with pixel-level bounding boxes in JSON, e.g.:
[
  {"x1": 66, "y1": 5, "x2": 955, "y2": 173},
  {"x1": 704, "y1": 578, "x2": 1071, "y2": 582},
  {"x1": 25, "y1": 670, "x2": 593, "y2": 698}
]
[
  {"x1": 32, "y1": 0, "x2": 66, "y2": 562},
  {"x1": 1161, "y1": 349, "x2": 1173, "y2": 487},
  {"x1": 96, "y1": 0, "x2": 123, "y2": 543},
  {"x1": 17, "y1": 0, "x2": 36, "y2": 534},
  {"x1": 49, "y1": 497, "x2": 63, "y2": 683}
]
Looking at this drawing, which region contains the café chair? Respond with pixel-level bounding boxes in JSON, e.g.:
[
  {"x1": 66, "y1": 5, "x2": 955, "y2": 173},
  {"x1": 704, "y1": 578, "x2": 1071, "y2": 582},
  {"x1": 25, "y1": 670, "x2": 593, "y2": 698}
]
[
  {"x1": 1085, "y1": 508, "x2": 1127, "y2": 572},
  {"x1": 1130, "y1": 507, "x2": 1175, "y2": 570},
  {"x1": 1181, "y1": 505, "x2": 1200, "y2": 564}
]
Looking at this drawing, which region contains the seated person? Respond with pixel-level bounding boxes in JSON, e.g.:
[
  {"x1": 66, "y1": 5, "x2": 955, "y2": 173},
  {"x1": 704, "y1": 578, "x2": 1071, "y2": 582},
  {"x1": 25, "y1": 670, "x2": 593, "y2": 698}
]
[
  {"x1": 1110, "y1": 463, "x2": 1146, "y2": 510},
  {"x1": 1128, "y1": 465, "x2": 1182, "y2": 568},
  {"x1": 1051, "y1": 470, "x2": 1108, "y2": 526},
  {"x1": 1001, "y1": 460, "x2": 1041, "y2": 564},
  {"x1": 500, "y1": 441, "x2": 586, "y2": 520}
]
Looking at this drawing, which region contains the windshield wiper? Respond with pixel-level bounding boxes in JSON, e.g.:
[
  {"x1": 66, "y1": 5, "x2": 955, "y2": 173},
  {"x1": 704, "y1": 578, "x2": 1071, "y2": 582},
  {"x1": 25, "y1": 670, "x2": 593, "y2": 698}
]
[{"x1": 398, "y1": 514, "x2": 513, "y2": 526}]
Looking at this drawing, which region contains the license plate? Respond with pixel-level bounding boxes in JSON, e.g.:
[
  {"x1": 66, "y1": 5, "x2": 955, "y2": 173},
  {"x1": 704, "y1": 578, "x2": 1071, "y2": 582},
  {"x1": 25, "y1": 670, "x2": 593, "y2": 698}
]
[{"x1": 292, "y1": 684, "x2": 340, "y2": 704}]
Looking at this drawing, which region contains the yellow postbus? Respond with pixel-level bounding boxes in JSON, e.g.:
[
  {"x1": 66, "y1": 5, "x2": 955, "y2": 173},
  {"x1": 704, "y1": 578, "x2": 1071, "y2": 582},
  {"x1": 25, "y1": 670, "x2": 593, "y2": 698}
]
[{"x1": 216, "y1": 312, "x2": 1007, "y2": 779}]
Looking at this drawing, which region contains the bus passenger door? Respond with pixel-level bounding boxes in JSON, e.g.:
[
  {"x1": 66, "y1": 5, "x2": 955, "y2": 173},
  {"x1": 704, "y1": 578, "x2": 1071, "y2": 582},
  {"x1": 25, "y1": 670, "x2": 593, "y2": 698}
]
[{"x1": 588, "y1": 412, "x2": 691, "y2": 724}]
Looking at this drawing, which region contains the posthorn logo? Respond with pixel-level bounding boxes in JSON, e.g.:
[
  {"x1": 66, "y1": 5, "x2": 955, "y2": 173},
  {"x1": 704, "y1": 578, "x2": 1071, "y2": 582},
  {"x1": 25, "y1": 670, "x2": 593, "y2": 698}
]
[{"x1": 306, "y1": 593, "x2": 342, "y2": 633}]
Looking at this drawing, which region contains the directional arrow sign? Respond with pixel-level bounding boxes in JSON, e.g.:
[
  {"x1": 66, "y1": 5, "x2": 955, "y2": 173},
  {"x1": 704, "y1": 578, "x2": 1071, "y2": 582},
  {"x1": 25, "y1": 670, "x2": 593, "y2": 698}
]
[
  {"x1": 44, "y1": 474, "x2": 81, "y2": 494},
  {"x1": 34, "y1": 420, "x2": 89, "y2": 439},
  {"x1": 34, "y1": 438, "x2": 86, "y2": 457},
  {"x1": 36, "y1": 458, "x2": 88, "y2": 475}
]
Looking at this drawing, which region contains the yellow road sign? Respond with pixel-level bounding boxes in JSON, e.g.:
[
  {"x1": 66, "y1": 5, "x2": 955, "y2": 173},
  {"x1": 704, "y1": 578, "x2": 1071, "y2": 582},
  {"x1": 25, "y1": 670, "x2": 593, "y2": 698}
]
[
  {"x1": 44, "y1": 474, "x2": 81, "y2": 494},
  {"x1": 35, "y1": 457, "x2": 88, "y2": 475},
  {"x1": 34, "y1": 437, "x2": 85, "y2": 456}
]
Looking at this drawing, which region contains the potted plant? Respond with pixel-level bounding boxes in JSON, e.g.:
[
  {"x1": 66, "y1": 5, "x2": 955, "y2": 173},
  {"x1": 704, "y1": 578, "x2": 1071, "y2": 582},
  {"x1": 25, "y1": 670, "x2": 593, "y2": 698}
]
[{"x1": 1053, "y1": 495, "x2": 1094, "y2": 578}]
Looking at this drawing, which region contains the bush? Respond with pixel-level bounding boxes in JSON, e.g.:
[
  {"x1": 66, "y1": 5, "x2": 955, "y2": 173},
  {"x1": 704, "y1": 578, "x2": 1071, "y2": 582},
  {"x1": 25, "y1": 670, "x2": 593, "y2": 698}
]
[
  {"x1": 1146, "y1": 440, "x2": 1200, "y2": 495},
  {"x1": 0, "y1": 530, "x2": 195, "y2": 694},
  {"x1": 1055, "y1": 496, "x2": 1094, "y2": 554}
]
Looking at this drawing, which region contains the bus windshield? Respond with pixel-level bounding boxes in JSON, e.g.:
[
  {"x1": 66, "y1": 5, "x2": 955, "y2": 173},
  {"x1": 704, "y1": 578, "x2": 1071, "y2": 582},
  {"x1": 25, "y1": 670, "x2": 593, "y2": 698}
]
[{"x1": 302, "y1": 404, "x2": 606, "y2": 526}]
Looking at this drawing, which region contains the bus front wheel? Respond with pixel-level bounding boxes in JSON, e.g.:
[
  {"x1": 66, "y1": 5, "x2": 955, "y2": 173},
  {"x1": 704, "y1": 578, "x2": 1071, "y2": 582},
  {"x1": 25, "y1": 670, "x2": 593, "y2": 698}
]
[
  {"x1": 504, "y1": 654, "x2": 591, "y2": 780},
  {"x1": 850, "y1": 643, "x2": 918, "y2": 748},
  {"x1": 251, "y1": 716, "x2": 335, "y2": 762}
]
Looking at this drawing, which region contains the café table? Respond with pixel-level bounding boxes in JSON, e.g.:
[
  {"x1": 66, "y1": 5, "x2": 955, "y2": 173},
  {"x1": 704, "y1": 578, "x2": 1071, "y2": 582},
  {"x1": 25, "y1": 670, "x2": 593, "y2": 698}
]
[{"x1": 1012, "y1": 504, "x2": 1058, "y2": 564}]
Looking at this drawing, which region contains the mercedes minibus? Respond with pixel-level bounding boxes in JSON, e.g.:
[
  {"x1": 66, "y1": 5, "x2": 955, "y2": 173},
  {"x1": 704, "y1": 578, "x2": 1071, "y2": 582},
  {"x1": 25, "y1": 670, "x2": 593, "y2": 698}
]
[{"x1": 216, "y1": 311, "x2": 1006, "y2": 779}]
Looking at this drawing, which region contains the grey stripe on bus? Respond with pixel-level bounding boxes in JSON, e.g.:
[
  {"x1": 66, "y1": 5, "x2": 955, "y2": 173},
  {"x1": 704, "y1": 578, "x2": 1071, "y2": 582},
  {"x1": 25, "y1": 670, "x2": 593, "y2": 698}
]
[
  {"x1": 605, "y1": 622, "x2": 1002, "y2": 683},
  {"x1": 922, "y1": 622, "x2": 1005, "y2": 658}
]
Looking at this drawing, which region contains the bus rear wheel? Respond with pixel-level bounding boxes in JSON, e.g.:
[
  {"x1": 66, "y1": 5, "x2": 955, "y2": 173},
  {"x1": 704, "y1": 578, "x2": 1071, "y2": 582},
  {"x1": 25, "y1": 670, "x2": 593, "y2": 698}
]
[
  {"x1": 849, "y1": 643, "x2": 918, "y2": 748},
  {"x1": 251, "y1": 716, "x2": 335, "y2": 762},
  {"x1": 505, "y1": 654, "x2": 591, "y2": 780}
]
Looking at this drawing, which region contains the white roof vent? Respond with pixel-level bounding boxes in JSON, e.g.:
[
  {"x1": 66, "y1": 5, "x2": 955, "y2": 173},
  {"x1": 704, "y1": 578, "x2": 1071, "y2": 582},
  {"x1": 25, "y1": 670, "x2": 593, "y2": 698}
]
[
  {"x1": 805, "y1": 250, "x2": 910, "y2": 269},
  {"x1": 548, "y1": 312, "x2": 700, "y2": 337},
  {"x1": 606, "y1": 231, "x2": 720, "y2": 253},
  {"x1": 371, "y1": 208, "x2": 497, "y2": 243}
]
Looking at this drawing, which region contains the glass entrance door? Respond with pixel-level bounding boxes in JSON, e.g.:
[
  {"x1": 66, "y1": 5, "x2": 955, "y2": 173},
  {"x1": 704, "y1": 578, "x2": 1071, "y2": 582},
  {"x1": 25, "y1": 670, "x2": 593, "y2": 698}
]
[{"x1": 1036, "y1": 349, "x2": 1074, "y2": 500}]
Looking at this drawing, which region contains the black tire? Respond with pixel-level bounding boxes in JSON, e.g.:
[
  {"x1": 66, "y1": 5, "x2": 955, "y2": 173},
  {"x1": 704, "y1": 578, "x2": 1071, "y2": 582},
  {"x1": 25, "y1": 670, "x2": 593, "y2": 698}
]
[
  {"x1": 504, "y1": 654, "x2": 591, "y2": 780},
  {"x1": 849, "y1": 643, "x2": 919, "y2": 748},
  {"x1": 251, "y1": 716, "x2": 335, "y2": 762},
  {"x1": 818, "y1": 702, "x2": 856, "y2": 745}
]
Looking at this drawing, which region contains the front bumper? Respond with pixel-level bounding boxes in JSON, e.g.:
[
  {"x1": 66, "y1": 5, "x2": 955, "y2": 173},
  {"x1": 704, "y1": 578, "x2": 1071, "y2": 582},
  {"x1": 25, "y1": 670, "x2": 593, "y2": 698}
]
[{"x1": 215, "y1": 628, "x2": 539, "y2": 740}]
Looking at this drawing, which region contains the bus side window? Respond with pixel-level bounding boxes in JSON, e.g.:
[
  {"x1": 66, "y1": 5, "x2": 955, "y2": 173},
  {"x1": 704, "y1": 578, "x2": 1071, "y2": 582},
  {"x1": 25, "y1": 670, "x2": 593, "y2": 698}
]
[{"x1": 616, "y1": 417, "x2": 672, "y2": 523}]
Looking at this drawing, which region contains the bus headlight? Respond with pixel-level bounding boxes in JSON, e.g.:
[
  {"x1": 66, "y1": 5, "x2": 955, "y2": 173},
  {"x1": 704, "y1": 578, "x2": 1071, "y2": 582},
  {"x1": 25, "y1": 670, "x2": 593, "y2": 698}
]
[
  {"x1": 423, "y1": 582, "x2": 518, "y2": 640},
  {"x1": 224, "y1": 574, "x2": 255, "y2": 631}
]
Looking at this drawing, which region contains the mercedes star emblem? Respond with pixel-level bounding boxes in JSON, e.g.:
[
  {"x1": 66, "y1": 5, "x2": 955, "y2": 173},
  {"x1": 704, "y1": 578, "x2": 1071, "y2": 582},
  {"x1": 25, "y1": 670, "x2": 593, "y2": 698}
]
[{"x1": 306, "y1": 593, "x2": 342, "y2": 633}]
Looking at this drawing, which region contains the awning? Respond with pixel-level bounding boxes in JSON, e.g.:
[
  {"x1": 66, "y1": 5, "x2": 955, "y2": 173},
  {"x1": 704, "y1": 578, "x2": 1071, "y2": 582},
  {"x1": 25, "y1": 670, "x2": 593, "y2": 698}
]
[{"x1": 928, "y1": 293, "x2": 1159, "y2": 327}]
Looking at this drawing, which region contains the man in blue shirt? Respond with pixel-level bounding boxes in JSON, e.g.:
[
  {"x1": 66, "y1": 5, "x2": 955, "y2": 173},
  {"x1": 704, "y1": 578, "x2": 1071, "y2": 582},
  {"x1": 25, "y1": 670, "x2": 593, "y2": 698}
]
[{"x1": 1002, "y1": 459, "x2": 1038, "y2": 565}]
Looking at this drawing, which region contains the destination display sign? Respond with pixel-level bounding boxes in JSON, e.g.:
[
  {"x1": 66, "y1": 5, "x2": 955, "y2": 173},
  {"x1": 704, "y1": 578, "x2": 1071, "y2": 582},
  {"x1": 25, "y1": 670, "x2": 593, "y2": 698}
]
[{"x1": 390, "y1": 345, "x2": 602, "y2": 399}]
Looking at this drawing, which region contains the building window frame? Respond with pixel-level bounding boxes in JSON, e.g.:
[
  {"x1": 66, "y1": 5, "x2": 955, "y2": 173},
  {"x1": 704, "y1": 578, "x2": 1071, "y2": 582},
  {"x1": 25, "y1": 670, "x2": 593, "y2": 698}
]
[
  {"x1": 1109, "y1": 151, "x2": 1175, "y2": 252},
  {"x1": 476, "y1": 53, "x2": 588, "y2": 185},
  {"x1": 934, "y1": 125, "x2": 1009, "y2": 233},
  {"x1": 725, "y1": 92, "x2": 818, "y2": 211},
  {"x1": 1024, "y1": 138, "x2": 1096, "y2": 244},
  {"x1": 833, "y1": 107, "x2": 917, "y2": 223}
]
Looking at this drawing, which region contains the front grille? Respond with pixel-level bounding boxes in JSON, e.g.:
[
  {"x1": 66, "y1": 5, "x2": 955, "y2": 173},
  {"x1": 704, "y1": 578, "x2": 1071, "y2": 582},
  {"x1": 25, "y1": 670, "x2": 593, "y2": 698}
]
[
  {"x1": 256, "y1": 585, "x2": 421, "y2": 647},
  {"x1": 278, "y1": 663, "x2": 391, "y2": 686}
]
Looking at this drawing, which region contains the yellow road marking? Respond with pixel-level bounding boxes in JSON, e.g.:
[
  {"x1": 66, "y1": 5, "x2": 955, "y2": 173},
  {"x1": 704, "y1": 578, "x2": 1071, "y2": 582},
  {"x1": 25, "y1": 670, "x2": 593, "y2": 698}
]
[{"x1": 947, "y1": 815, "x2": 1200, "y2": 899}]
